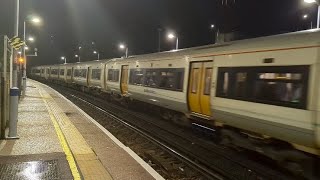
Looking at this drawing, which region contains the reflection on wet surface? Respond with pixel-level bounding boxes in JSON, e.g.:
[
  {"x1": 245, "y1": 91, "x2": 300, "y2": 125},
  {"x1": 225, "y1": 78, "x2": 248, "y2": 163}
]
[{"x1": 0, "y1": 160, "x2": 58, "y2": 180}]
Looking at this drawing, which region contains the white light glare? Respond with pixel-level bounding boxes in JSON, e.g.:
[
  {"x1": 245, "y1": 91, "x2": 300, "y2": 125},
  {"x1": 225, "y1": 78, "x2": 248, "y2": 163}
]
[
  {"x1": 304, "y1": 0, "x2": 317, "y2": 3},
  {"x1": 93, "y1": 51, "x2": 97, "y2": 54},
  {"x1": 168, "y1": 33, "x2": 175, "y2": 39},
  {"x1": 31, "y1": 17, "x2": 41, "y2": 23},
  {"x1": 61, "y1": 56, "x2": 65, "y2": 60},
  {"x1": 24, "y1": 46, "x2": 29, "y2": 50},
  {"x1": 28, "y1": 37, "x2": 34, "y2": 42},
  {"x1": 303, "y1": 14, "x2": 308, "y2": 19},
  {"x1": 119, "y1": 44, "x2": 125, "y2": 49},
  {"x1": 75, "y1": 54, "x2": 79, "y2": 57}
]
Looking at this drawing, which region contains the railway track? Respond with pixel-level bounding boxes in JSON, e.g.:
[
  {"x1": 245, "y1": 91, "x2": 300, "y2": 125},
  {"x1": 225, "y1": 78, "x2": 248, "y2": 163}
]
[{"x1": 46, "y1": 82, "x2": 295, "y2": 180}]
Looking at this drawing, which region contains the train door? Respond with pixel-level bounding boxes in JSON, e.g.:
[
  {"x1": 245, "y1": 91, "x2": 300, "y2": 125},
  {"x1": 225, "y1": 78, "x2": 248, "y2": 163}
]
[
  {"x1": 87, "y1": 67, "x2": 90, "y2": 86},
  {"x1": 188, "y1": 61, "x2": 213, "y2": 117},
  {"x1": 120, "y1": 65, "x2": 129, "y2": 95}
]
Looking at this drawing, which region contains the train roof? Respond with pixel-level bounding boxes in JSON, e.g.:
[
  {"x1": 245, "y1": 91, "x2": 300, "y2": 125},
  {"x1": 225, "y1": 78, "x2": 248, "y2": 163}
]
[{"x1": 33, "y1": 29, "x2": 320, "y2": 68}]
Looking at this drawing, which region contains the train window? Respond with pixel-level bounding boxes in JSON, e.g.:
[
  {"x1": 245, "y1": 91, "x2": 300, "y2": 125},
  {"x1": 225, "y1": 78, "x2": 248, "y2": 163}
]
[
  {"x1": 175, "y1": 71, "x2": 184, "y2": 91},
  {"x1": 235, "y1": 72, "x2": 247, "y2": 98},
  {"x1": 258, "y1": 73, "x2": 302, "y2": 80},
  {"x1": 107, "y1": 69, "x2": 120, "y2": 82},
  {"x1": 129, "y1": 70, "x2": 144, "y2": 85},
  {"x1": 204, "y1": 68, "x2": 213, "y2": 95},
  {"x1": 74, "y1": 69, "x2": 87, "y2": 78},
  {"x1": 92, "y1": 69, "x2": 101, "y2": 80},
  {"x1": 60, "y1": 69, "x2": 65, "y2": 75},
  {"x1": 191, "y1": 68, "x2": 199, "y2": 93},
  {"x1": 144, "y1": 69, "x2": 158, "y2": 87},
  {"x1": 159, "y1": 70, "x2": 175, "y2": 89},
  {"x1": 51, "y1": 69, "x2": 58, "y2": 75},
  {"x1": 217, "y1": 66, "x2": 309, "y2": 109},
  {"x1": 67, "y1": 69, "x2": 72, "y2": 76}
]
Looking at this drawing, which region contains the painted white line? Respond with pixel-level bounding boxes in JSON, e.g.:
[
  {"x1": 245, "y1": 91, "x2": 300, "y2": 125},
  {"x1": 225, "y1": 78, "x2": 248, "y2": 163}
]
[{"x1": 38, "y1": 81, "x2": 165, "y2": 180}]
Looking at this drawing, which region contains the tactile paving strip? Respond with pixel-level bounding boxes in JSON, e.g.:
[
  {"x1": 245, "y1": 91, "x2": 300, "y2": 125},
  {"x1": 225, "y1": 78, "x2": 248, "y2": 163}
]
[{"x1": 0, "y1": 160, "x2": 59, "y2": 180}]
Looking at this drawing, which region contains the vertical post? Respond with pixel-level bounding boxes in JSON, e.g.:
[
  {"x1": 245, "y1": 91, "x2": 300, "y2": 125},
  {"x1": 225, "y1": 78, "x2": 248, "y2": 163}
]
[
  {"x1": 8, "y1": 87, "x2": 19, "y2": 138},
  {"x1": 157, "y1": 28, "x2": 162, "y2": 52},
  {"x1": 98, "y1": 53, "x2": 100, "y2": 60},
  {"x1": 65, "y1": 57, "x2": 67, "y2": 64},
  {"x1": 8, "y1": 0, "x2": 20, "y2": 139},
  {"x1": 126, "y1": 48, "x2": 128, "y2": 58},
  {"x1": 22, "y1": 21, "x2": 26, "y2": 97},
  {"x1": 317, "y1": 5, "x2": 320, "y2": 28},
  {"x1": 176, "y1": 38, "x2": 179, "y2": 50}
]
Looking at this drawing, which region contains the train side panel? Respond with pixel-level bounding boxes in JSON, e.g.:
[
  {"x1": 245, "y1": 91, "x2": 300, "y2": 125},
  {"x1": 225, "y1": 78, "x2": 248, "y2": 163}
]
[{"x1": 211, "y1": 46, "x2": 317, "y2": 149}]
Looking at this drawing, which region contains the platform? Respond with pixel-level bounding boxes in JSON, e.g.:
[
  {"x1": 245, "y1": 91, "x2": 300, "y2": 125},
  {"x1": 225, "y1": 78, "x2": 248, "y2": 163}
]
[{"x1": 0, "y1": 79, "x2": 163, "y2": 180}]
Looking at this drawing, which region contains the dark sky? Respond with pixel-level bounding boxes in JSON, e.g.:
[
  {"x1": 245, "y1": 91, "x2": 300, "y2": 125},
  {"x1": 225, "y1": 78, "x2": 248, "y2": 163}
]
[{"x1": 0, "y1": 0, "x2": 318, "y2": 66}]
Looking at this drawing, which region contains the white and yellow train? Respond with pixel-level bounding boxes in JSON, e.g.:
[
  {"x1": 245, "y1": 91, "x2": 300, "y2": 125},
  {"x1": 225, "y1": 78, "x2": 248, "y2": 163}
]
[{"x1": 32, "y1": 30, "x2": 320, "y2": 175}]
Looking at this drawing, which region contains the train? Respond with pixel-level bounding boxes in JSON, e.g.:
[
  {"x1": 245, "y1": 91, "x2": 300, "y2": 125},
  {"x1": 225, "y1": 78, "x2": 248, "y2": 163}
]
[{"x1": 31, "y1": 30, "x2": 320, "y2": 177}]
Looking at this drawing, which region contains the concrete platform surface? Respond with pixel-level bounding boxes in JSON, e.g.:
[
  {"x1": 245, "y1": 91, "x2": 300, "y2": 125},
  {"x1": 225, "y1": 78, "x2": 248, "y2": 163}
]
[{"x1": 0, "y1": 79, "x2": 163, "y2": 180}]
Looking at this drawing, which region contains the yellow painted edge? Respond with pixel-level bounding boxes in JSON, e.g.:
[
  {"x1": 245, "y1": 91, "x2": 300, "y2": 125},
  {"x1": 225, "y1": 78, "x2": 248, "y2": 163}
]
[{"x1": 38, "y1": 88, "x2": 81, "y2": 180}]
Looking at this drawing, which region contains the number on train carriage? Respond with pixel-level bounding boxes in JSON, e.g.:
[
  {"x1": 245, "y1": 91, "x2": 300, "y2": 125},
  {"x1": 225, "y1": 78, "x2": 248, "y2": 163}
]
[
  {"x1": 188, "y1": 61, "x2": 213, "y2": 116},
  {"x1": 121, "y1": 65, "x2": 129, "y2": 95}
]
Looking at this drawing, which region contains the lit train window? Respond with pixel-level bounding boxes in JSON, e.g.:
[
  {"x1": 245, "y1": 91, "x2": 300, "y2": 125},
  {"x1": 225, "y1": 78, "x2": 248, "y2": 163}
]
[
  {"x1": 51, "y1": 69, "x2": 58, "y2": 75},
  {"x1": 92, "y1": 69, "x2": 101, "y2": 80},
  {"x1": 235, "y1": 72, "x2": 247, "y2": 98},
  {"x1": 216, "y1": 66, "x2": 309, "y2": 109},
  {"x1": 107, "y1": 69, "x2": 120, "y2": 82},
  {"x1": 129, "y1": 70, "x2": 144, "y2": 85},
  {"x1": 74, "y1": 69, "x2": 87, "y2": 78},
  {"x1": 60, "y1": 69, "x2": 65, "y2": 75},
  {"x1": 144, "y1": 70, "x2": 158, "y2": 87},
  {"x1": 67, "y1": 69, "x2": 72, "y2": 76},
  {"x1": 191, "y1": 68, "x2": 199, "y2": 93},
  {"x1": 129, "y1": 68, "x2": 184, "y2": 92},
  {"x1": 204, "y1": 68, "x2": 213, "y2": 95}
]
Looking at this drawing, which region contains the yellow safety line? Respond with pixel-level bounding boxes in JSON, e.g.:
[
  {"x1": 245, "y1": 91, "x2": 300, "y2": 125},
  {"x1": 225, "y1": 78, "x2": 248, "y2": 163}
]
[{"x1": 38, "y1": 88, "x2": 81, "y2": 180}]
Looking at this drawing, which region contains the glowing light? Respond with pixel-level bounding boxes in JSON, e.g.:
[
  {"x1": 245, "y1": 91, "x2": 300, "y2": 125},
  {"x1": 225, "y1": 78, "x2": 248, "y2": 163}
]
[
  {"x1": 119, "y1": 44, "x2": 125, "y2": 49},
  {"x1": 303, "y1": 14, "x2": 308, "y2": 19},
  {"x1": 31, "y1": 17, "x2": 41, "y2": 23},
  {"x1": 304, "y1": 0, "x2": 317, "y2": 3},
  {"x1": 28, "y1": 37, "x2": 34, "y2": 42},
  {"x1": 93, "y1": 51, "x2": 97, "y2": 54},
  {"x1": 19, "y1": 58, "x2": 24, "y2": 63},
  {"x1": 210, "y1": 24, "x2": 215, "y2": 29},
  {"x1": 75, "y1": 54, "x2": 79, "y2": 57},
  {"x1": 24, "y1": 46, "x2": 29, "y2": 50},
  {"x1": 61, "y1": 56, "x2": 65, "y2": 60},
  {"x1": 168, "y1": 33, "x2": 175, "y2": 39}
]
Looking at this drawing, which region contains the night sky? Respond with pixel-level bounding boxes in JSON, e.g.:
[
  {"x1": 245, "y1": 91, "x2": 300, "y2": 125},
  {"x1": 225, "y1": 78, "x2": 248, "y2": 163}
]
[{"x1": 0, "y1": 0, "x2": 318, "y2": 66}]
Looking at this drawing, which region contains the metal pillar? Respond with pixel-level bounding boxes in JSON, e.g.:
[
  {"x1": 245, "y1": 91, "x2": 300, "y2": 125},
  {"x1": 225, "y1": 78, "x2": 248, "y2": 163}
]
[
  {"x1": 8, "y1": 88, "x2": 19, "y2": 138},
  {"x1": 8, "y1": 0, "x2": 20, "y2": 139},
  {"x1": 22, "y1": 21, "x2": 26, "y2": 97}
]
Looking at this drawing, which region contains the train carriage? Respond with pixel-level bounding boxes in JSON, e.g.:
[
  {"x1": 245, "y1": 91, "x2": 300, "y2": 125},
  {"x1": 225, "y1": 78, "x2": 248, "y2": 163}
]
[{"x1": 31, "y1": 30, "x2": 320, "y2": 176}]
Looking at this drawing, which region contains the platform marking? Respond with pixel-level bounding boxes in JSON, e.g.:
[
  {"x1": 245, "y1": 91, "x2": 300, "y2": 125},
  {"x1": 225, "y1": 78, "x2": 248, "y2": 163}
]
[
  {"x1": 38, "y1": 88, "x2": 81, "y2": 180},
  {"x1": 42, "y1": 82, "x2": 165, "y2": 180}
]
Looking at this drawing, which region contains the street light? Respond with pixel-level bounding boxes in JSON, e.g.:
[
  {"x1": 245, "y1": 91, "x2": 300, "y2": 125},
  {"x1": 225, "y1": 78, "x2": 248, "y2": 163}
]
[
  {"x1": 119, "y1": 44, "x2": 128, "y2": 58},
  {"x1": 93, "y1": 51, "x2": 100, "y2": 60},
  {"x1": 304, "y1": 0, "x2": 320, "y2": 28},
  {"x1": 167, "y1": 33, "x2": 179, "y2": 50},
  {"x1": 75, "y1": 54, "x2": 80, "y2": 63},
  {"x1": 28, "y1": 37, "x2": 34, "y2": 42},
  {"x1": 61, "y1": 56, "x2": 67, "y2": 64},
  {"x1": 24, "y1": 46, "x2": 29, "y2": 50},
  {"x1": 303, "y1": 14, "x2": 309, "y2": 19}
]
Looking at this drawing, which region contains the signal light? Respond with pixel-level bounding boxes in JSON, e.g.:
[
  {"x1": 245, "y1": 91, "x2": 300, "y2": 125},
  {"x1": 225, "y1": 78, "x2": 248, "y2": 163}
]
[{"x1": 19, "y1": 58, "x2": 24, "y2": 63}]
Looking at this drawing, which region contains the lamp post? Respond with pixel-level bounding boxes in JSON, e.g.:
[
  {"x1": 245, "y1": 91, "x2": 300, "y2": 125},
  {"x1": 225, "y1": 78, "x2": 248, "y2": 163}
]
[
  {"x1": 61, "y1": 56, "x2": 67, "y2": 64},
  {"x1": 210, "y1": 24, "x2": 216, "y2": 43},
  {"x1": 75, "y1": 54, "x2": 80, "y2": 63},
  {"x1": 93, "y1": 51, "x2": 100, "y2": 60},
  {"x1": 167, "y1": 33, "x2": 179, "y2": 50},
  {"x1": 303, "y1": 14, "x2": 313, "y2": 28},
  {"x1": 304, "y1": 0, "x2": 320, "y2": 28},
  {"x1": 22, "y1": 16, "x2": 40, "y2": 97},
  {"x1": 119, "y1": 44, "x2": 128, "y2": 58}
]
